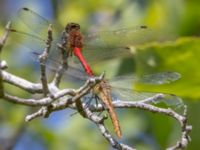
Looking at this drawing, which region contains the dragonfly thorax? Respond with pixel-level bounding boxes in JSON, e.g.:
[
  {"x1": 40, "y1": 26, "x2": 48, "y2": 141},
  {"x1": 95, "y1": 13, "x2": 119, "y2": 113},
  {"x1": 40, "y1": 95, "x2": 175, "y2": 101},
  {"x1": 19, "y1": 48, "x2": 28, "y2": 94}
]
[
  {"x1": 65, "y1": 22, "x2": 83, "y2": 48},
  {"x1": 93, "y1": 80, "x2": 111, "y2": 94}
]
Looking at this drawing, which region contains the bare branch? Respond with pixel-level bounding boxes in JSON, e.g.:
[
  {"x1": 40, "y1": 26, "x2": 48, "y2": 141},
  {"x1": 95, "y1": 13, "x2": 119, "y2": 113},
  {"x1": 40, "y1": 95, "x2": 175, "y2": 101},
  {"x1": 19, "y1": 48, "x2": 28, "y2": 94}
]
[
  {"x1": 2, "y1": 70, "x2": 43, "y2": 93},
  {"x1": 39, "y1": 24, "x2": 53, "y2": 96},
  {"x1": 87, "y1": 99, "x2": 191, "y2": 149},
  {"x1": 25, "y1": 74, "x2": 104, "y2": 121},
  {"x1": 23, "y1": 86, "x2": 191, "y2": 149},
  {"x1": 51, "y1": 43, "x2": 68, "y2": 86},
  {"x1": 0, "y1": 21, "x2": 12, "y2": 98},
  {"x1": 3, "y1": 88, "x2": 75, "y2": 106},
  {"x1": 75, "y1": 103, "x2": 135, "y2": 150},
  {"x1": 167, "y1": 105, "x2": 192, "y2": 150},
  {"x1": 1, "y1": 67, "x2": 192, "y2": 150},
  {"x1": 0, "y1": 21, "x2": 11, "y2": 51},
  {"x1": 51, "y1": 28, "x2": 74, "y2": 87}
]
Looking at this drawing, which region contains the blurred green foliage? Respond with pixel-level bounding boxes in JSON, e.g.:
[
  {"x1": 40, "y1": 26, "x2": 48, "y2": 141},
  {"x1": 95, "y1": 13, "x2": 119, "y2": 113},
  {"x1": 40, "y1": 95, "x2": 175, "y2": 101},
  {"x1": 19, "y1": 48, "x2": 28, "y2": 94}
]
[
  {"x1": 0, "y1": 0, "x2": 200, "y2": 150},
  {"x1": 135, "y1": 37, "x2": 200, "y2": 99}
]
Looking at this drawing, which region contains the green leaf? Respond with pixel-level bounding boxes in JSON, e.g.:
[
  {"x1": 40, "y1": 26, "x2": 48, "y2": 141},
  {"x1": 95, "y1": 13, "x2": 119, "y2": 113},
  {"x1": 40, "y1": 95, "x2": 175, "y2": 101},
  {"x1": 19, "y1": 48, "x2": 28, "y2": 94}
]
[{"x1": 134, "y1": 37, "x2": 200, "y2": 99}]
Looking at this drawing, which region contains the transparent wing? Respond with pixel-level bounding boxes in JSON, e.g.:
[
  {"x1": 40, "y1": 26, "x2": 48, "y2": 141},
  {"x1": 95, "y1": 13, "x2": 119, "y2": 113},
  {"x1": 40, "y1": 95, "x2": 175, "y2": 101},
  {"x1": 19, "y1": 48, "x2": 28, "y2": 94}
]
[
  {"x1": 10, "y1": 29, "x2": 47, "y2": 53},
  {"x1": 12, "y1": 7, "x2": 61, "y2": 55},
  {"x1": 84, "y1": 26, "x2": 149, "y2": 47},
  {"x1": 112, "y1": 88, "x2": 157, "y2": 101},
  {"x1": 109, "y1": 72, "x2": 181, "y2": 89},
  {"x1": 31, "y1": 51, "x2": 88, "y2": 82},
  {"x1": 9, "y1": 25, "x2": 63, "y2": 64},
  {"x1": 111, "y1": 87, "x2": 183, "y2": 108},
  {"x1": 81, "y1": 46, "x2": 131, "y2": 64},
  {"x1": 80, "y1": 26, "x2": 154, "y2": 64},
  {"x1": 18, "y1": 7, "x2": 50, "y2": 37},
  {"x1": 17, "y1": 7, "x2": 62, "y2": 38},
  {"x1": 138, "y1": 72, "x2": 181, "y2": 84},
  {"x1": 109, "y1": 74, "x2": 138, "y2": 89}
]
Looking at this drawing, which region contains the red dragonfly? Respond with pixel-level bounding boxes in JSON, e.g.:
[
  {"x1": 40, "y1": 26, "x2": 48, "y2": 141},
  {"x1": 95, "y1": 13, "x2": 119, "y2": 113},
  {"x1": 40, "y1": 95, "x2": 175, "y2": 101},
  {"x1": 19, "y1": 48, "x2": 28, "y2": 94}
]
[
  {"x1": 10, "y1": 8, "x2": 182, "y2": 138},
  {"x1": 33, "y1": 51, "x2": 183, "y2": 138},
  {"x1": 10, "y1": 7, "x2": 152, "y2": 76}
]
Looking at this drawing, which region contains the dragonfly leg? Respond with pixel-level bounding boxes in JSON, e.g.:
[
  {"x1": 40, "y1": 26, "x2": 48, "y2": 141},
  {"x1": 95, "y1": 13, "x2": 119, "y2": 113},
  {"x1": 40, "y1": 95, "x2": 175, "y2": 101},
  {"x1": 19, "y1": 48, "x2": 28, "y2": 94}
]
[
  {"x1": 92, "y1": 95, "x2": 108, "y2": 117},
  {"x1": 71, "y1": 94, "x2": 99, "y2": 117},
  {"x1": 71, "y1": 94, "x2": 107, "y2": 117},
  {"x1": 74, "y1": 94, "x2": 96, "y2": 117},
  {"x1": 84, "y1": 94, "x2": 106, "y2": 115}
]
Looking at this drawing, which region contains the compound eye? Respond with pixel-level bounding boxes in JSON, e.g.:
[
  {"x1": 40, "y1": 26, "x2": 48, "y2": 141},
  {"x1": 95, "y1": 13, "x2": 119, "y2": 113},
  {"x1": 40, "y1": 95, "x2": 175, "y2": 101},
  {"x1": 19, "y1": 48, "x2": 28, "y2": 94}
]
[{"x1": 65, "y1": 23, "x2": 80, "y2": 32}]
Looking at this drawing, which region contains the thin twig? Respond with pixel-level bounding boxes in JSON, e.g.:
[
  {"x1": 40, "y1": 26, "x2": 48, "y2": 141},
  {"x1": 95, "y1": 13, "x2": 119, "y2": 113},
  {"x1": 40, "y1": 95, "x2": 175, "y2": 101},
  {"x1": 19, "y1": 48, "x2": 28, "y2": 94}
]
[
  {"x1": 3, "y1": 88, "x2": 75, "y2": 106},
  {"x1": 75, "y1": 98, "x2": 87, "y2": 117},
  {"x1": 0, "y1": 21, "x2": 11, "y2": 51},
  {"x1": 52, "y1": 43, "x2": 68, "y2": 86},
  {"x1": 39, "y1": 24, "x2": 53, "y2": 96},
  {"x1": 52, "y1": 29, "x2": 70, "y2": 87},
  {"x1": 167, "y1": 105, "x2": 192, "y2": 150},
  {"x1": 0, "y1": 21, "x2": 11, "y2": 98},
  {"x1": 83, "y1": 107, "x2": 135, "y2": 150}
]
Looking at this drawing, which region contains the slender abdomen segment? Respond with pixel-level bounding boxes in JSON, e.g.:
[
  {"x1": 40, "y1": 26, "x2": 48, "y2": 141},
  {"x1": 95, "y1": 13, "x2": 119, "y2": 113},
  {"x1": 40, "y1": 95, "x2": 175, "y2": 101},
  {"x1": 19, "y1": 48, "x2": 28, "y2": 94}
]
[
  {"x1": 98, "y1": 86, "x2": 122, "y2": 138},
  {"x1": 73, "y1": 47, "x2": 94, "y2": 76}
]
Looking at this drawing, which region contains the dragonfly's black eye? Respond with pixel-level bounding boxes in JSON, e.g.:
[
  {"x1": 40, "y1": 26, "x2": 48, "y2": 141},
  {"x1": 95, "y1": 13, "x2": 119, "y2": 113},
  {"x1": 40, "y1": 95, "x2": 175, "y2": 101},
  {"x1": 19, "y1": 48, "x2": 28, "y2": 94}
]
[
  {"x1": 72, "y1": 23, "x2": 80, "y2": 29},
  {"x1": 65, "y1": 23, "x2": 80, "y2": 32}
]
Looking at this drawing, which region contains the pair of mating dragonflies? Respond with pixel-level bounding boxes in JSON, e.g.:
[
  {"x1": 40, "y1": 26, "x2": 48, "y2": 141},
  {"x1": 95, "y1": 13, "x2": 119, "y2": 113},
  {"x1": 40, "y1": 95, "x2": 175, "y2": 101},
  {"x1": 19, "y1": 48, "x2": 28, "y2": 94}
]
[{"x1": 10, "y1": 7, "x2": 183, "y2": 138}]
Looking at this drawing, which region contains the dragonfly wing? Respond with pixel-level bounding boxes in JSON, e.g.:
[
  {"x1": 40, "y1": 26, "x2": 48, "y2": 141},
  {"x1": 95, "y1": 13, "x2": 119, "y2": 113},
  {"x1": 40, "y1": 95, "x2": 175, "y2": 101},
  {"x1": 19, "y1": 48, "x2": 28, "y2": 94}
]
[
  {"x1": 18, "y1": 7, "x2": 50, "y2": 36},
  {"x1": 112, "y1": 88, "x2": 156, "y2": 101},
  {"x1": 81, "y1": 26, "x2": 153, "y2": 64},
  {"x1": 10, "y1": 27, "x2": 62, "y2": 64},
  {"x1": 109, "y1": 75, "x2": 138, "y2": 89},
  {"x1": 138, "y1": 72, "x2": 181, "y2": 84},
  {"x1": 111, "y1": 88, "x2": 183, "y2": 108},
  {"x1": 109, "y1": 72, "x2": 181, "y2": 89},
  {"x1": 32, "y1": 51, "x2": 89, "y2": 83},
  {"x1": 84, "y1": 25, "x2": 150, "y2": 47},
  {"x1": 10, "y1": 29, "x2": 47, "y2": 52},
  {"x1": 109, "y1": 72, "x2": 183, "y2": 108},
  {"x1": 11, "y1": 8, "x2": 61, "y2": 47},
  {"x1": 31, "y1": 51, "x2": 62, "y2": 68},
  {"x1": 81, "y1": 46, "x2": 131, "y2": 64}
]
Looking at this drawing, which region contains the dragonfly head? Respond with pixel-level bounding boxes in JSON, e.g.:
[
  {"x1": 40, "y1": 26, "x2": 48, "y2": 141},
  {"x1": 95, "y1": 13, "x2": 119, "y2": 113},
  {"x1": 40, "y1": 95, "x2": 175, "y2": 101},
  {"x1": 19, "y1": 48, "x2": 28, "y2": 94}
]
[
  {"x1": 64, "y1": 23, "x2": 83, "y2": 48},
  {"x1": 65, "y1": 23, "x2": 80, "y2": 33}
]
